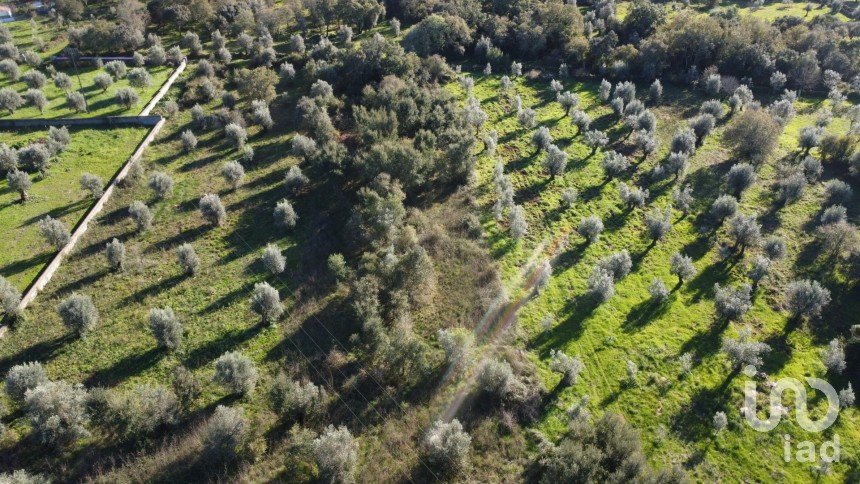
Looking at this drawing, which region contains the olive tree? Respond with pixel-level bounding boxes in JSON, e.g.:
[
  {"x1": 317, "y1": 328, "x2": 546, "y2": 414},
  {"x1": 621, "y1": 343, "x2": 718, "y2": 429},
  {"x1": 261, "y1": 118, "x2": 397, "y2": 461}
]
[
  {"x1": 80, "y1": 172, "x2": 104, "y2": 198},
  {"x1": 284, "y1": 166, "x2": 309, "y2": 194},
  {"x1": 180, "y1": 130, "x2": 197, "y2": 152},
  {"x1": 588, "y1": 267, "x2": 615, "y2": 303},
  {"x1": 726, "y1": 163, "x2": 756, "y2": 196},
  {"x1": 221, "y1": 160, "x2": 245, "y2": 189},
  {"x1": 148, "y1": 171, "x2": 174, "y2": 199},
  {"x1": 602, "y1": 151, "x2": 630, "y2": 180},
  {"x1": 710, "y1": 194, "x2": 738, "y2": 225},
  {"x1": 177, "y1": 243, "x2": 199, "y2": 275},
  {"x1": 314, "y1": 425, "x2": 359, "y2": 484},
  {"x1": 785, "y1": 279, "x2": 831, "y2": 320},
  {"x1": 93, "y1": 72, "x2": 113, "y2": 91},
  {"x1": 714, "y1": 283, "x2": 752, "y2": 321},
  {"x1": 274, "y1": 199, "x2": 298, "y2": 229},
  {"x1": 115, "y1": 87, "x2": 139, "y2": 108},
  {"x1": 201, "y1": 405, "x2": 248, "y2": 462},
  {"x1": 149, "y1": 307, "x2": 183, "y2": 351},
  {"x1": 24, "y1": 380, "x2": 89, "y2": 446},
  {"x1": 104, "y1": 238, "x2": 126, "y2": 272},
  {"x1": 213, "y1": 351, "x2": 258, "y2": 395},
  {"x1": 822, "y1": 339, "x2": 846, "y2": 374},
  {"x1": 57, "y1": 293, "x2": 98, "y2": 337},
  {"x1": 669, "y1": 252, "x2": 697, "y2": 284},
  {"x1": 7, "y1": 169, "x2": 31, "y2": 202},
  {"x1": 543, "y1": 144, "x2": 568, "y2": 178},
  {"x1": 727, "y1": 213, "x2": 761, "y2": 254},
  {"x1": 66, "y1": 91, "x2": 87, "y2": 113},
  {"x1": 38, "y1": 216, "x2": 70, "y2": 250},
  {"x1": 128, "y1": 200, "x2": 153, "y2": 232},
  {"x1": 584, "y1": 129, "x2": 609, "y2": 155},
  {"x1": 0, "y1": 87, "x2": 24, "y2": 113},
  {"x1": 763, "y1": 236, "x2": 787, "y2": 260},
  {"x1": 777, "y1": 172, "x2": 807, "y2": 205},
  {"x1": 722, "y1": 326, "x2": 770, "y2": 370},
  {"x1": 578, "y1": 215, "x2": 604, "y2": 243},
  {"x1": 0, "y1": 275, "x2": 22, "y2": 319},
  {"x1": 127, "y1": 67, "x2": 151, "y2": 88},
  {"x1": 261, "y1": 244, "x2": 285, "y2": 274},
  {"x1": 549, "y1": 350, "x2": 585, "y2": 386},
  {"x1": 424, "y1": 419, "x2": 471, "y2": 473},
  {"x1": 644, "y1": 206, "x2": 672, "y2": 243},
  {"x1": 5, "y1": 361, "x2": 48, "y2": 401},
  {"x1": 250, "y1": 282, "x2": 283, "y2": 324},
  {"x1": 509, "y1": 204, "x2": 528, "y2": 239},
  {"x1": 24, "y1": 88, "x2": 47, "y2": 113},
  {"x1": 199, "y1": 193, "x2": 226, "y2": 226},
  {"x1": 224, "y1": 123, "x2": 247, "y2": 150}
]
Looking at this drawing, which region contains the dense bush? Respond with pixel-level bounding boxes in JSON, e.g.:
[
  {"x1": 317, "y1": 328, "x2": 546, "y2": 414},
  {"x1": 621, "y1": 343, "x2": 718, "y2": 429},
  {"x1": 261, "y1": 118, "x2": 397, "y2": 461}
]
[
  {"x1": 148, "y1": 171, "x2": 174, "y2": 199},
  {"x1": 201, "y1": 405, "x2": 248, "y2": 462},
  {"x1": 128, "y1": 200, "x2": 153, "y2": 232},
  {"x1": 785, "y1": 279, "x2": 831, "y2": 320},
  {"x1": 578, "y1": 215, "x2": 604, "y2": 243},
  {"x1": 274, "y1": 199, "x2": 298, "y2": 229},
  {"x1": 714, "y1": 283, "x2": 752, "y2": 321},
  {"x1": 722, "y1": 326, "x2": 770, "y2": 370},
  {"x1": 199, "y1": 193, "x2": 226, "y2": 226},
  {"x1": 270, "y1": 373, "x2": 327, "y2": 421},
  {"x1": 314, "y1": 425, "x2": 359, "y2": 483},
  {"x1": 104, "y1": 238, "x2": 126, "y2": 272},
  {"x1": 723, "y1": 109, "x2": 781, "y2": 161},
  {"x1": 221, "y1": 160, "x2": 245, "y2": 189},
  {"x1": 25, "y1": 380, "x2": 89, "y2": 446}
]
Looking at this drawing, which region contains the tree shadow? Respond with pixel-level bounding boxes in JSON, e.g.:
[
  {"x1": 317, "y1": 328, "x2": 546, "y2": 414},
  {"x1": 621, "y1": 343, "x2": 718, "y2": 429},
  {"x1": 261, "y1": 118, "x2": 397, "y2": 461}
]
[
  {"x1": 0, "y1": 333, "x2": 75, "y2": 370},
  {"x1": 84, "y1": 347, "x2": 162, "y2": 387},
  {"x1": 120, "y1": 272, "x2": 185, "y2": 305}
]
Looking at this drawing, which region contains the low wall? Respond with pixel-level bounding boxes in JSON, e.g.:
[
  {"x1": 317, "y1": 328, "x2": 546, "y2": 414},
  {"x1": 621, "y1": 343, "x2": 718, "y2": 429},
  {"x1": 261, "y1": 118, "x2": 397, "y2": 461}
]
[{"x1": 0, "y1": 116, "x2": 161, "y2": 129}]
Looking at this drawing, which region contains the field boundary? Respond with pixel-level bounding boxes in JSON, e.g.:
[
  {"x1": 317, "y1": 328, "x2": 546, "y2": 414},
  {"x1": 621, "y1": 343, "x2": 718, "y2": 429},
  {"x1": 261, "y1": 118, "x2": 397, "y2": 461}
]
[{"x1": 2, "y1": 59, "x2": 187, "y2": 323}]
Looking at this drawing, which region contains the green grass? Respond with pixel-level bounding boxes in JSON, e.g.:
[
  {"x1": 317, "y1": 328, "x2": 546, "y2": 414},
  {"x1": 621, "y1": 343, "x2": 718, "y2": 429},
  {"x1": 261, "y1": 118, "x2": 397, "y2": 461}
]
[
  {"x1": 0, "y1": 127, "x2": 150, "y2": 292},
  {"x1": 4, "y1": 17, "x2": 67, "y2": 60},
  {"x1": 0, "y1": 64, "x2": 173, "y2": 119},
  {"x1": 460, "y1": 74, "x2": 858, "y2": 482}
]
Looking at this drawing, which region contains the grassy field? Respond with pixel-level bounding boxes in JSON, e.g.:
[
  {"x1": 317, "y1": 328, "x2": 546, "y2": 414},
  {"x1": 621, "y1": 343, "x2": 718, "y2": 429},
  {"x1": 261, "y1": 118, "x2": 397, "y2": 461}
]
[
  {"x1": 4, "y1": 17, "x2": 67, "y2": 60},
  {"x1": 0, "y1": 127, "x2": 149, "y2": 292},
  {"x1": 458, "y1": 73, "x2": 859, "y2": 482}
]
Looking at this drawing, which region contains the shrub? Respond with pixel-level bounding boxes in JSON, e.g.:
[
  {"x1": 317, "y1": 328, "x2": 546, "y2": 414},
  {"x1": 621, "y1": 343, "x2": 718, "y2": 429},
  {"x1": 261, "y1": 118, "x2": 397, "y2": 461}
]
[
  {"x1": 478, "y1": 359, "x2": 512, "y2": 397},
  {"x1": 649, "y1": 278, "x2": 669, "y2": 303},
  {"x1": 722, "y1": 326, "x2": 770, "y2": 369},
  {"x1": 0, "y1": 58, "x2": 19, "y2": 81},
  {"x1": 274, "y1": 199, "x2": 298, "y2": 229},
  {"x1": 108, "y1": 384, "x2": 179, "y2": 439},
  {"x1": 180, "y1": 130, "x2": 197, "y2": 152},
  {"x1": 166, "y1": 46, "x2": 183, "y2": 66},
  {"x1": 437, "y1": 328, "x2": 474, "y2": 366},
  {"x1": 261, "y1": 244, "x2": 285, "y2": 274},
  {"x1": 518, "y1": 108, "x2": 537, "y2": 128},
  {"x1": 578, "y1": 215, "x2": 604, "y2": 243},
  {"x1": 588, "y1": 267, "x2": 615, "y2": 303},
  {"x1": 115, "y1": 87, "x2": 139, "y2": 108},
  {"x1": 181, "y1": 32, "x2": 203, "y2": 56},
  {"x1": 0, "y1": 87, "x2": 23, "y2": 113},
  {"x1": 214, "y1": 351, "x2": 258, "y2": 395},
  {"x1": 713, "y1": 411, "x2": 728, "y2": 433},
  {"x1": 726, "y1": 163, "x2": 756, "y2": 196},
  {"x1": 424, "y1": 419, "x2": 471, "y2": 472},
  {"x1": 279, "y1": 62, "x2": 295, "y2": 80},
  {"x1": 177, "y1": 243, "x2": 199, "y2": 275},
  {"x1": 670, "y1": 252, "x2": 697, "y2": 283},
  {"x1": 314, "y1": 425, "x2": 359, "y2": 484},
  {"x1": 104, "y1": 238, "x2": 126, "y2": 272},
  {"x1": 127, "y1": 68, "x2": 151, "y2": 88},
  {"x1": 777, "y1": 172, "x2": 807, "y2": 205},
  {"x1": 571, "y1": 110, "x2": 591, "y2": 133},
  {"x1": 840, "y1": 384, "x2": 855, "y2": 409},
  {"x1": 250, "y1": 282, "x2": 283, "y2": 324},
  {"x1": 800, "y1": 155, "x2": 822, "y2": 182},
  {"x1": 221, "y1": 160, "x2": 245, "y2": 189},
  {"x1": 128, "y1": 200, "x2": 153, "y2": 232},
  {"x1": 80, "y1": 173, "x2": 104, "y2": 198},
  {"x1": 201, "y1": 405, "x2": 248, "y2": 462},
  {"x1": 785, "y1": 279, "x2": 831, "y2": 320},
  {"x1": 649, "y1": 79, "x2": 662, "y2": 102},
  {"x1": 66, "y1": 91, "x2": 87, "y2": 113},
  {"x1": 6, "y1": 362, "x2": 48, "y2": 402},
  {"x1": 700, "y1": 99, "x2": 724, "y2": 118},
  {"x1": 723, "y1": 108, "x2": 782, "y2": 161},
  {"x1": 25, "y1": 381, "x2": 89, "y2": 446},
  {"x1": 148, "y1": 171, "x2": 174, "y2": 199},
  {"x1": 224, "y1": 123, "x2": 247, "y2": 150},
  {"x1": 270, "y1": 374, "x2": 327, "y2": 420},
  {"x1": 199, "y1": 193, "x2": 226, "y2": 226},
  {"x1": 714, "y1": 283, "x2": 752, "y2": 321},
  {"x1": 798, "y1": 126, "x2": 823, "y2": 153},
  {"x1": 172, "y1": 366, "x2": 201, "y2": 408},
  {"x1": 48, "y1": 126, "x2": 70, "y2": 153},
  {"x1": 690, "y1": 114, "x2": 715, "y2": 143},
  {"x1": 146, "y1": 44, "x2": 166, "y2": 66},
  {"x1": 532, "y1": 126, "x2": 553, "y2": 151},
  {"x1": 52, "y1": 72, "x2": 72, "y2": 91},
  {"x1": 57, "y1": 293, "x2": 98, "y2": 337},
  {"x1": 149, "y1": 307, "x2": 182, "y2": 351},
  {"x1": 38, "y1": 216, "x2": 70, "y2": 250},
  {"x1": 549, "y1": 350, "x2": 584, "y2": 386},
  {"x1": 561, "y1": 188, "x2": 577, "y2": 208}
]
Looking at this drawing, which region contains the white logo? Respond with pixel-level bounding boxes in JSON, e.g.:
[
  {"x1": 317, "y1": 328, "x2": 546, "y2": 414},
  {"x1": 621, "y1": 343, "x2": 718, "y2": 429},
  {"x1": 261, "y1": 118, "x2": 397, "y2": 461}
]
[{"x1": 741, "y1": 365, "x2": 840, "y2": 433}]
